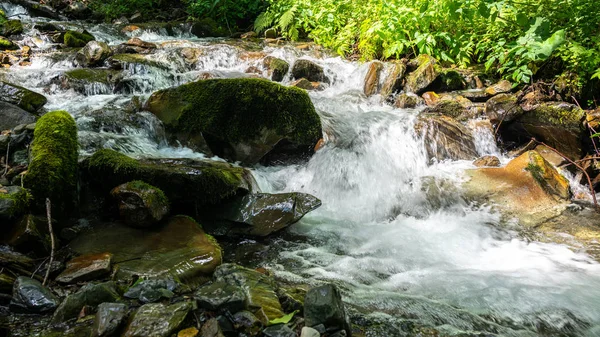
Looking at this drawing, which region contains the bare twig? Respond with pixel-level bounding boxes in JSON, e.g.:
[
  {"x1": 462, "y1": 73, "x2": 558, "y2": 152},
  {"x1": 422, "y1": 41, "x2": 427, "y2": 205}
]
[
  {"x1": 43, "y1": 198, "x2": 55, "y2": 286},
  {"x1": 533, "y1": 139, "x2": 599, "y2": 210},
  {"x1": 560, "y1": 156, "x2": 600, "y2": 168}
]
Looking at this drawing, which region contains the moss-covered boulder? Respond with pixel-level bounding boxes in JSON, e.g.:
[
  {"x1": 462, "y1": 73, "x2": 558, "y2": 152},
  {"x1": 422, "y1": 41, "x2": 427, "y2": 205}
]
[
  {"x1": 146, "y1": 78, "x2": 322, "y2": 164},
  {"x1": 262, "y1": 56, "x2": 289, "y2": 82},
  {"x1": 24, "y1": 111, "x2": 78, "y2": 217},
  {"x1": 0, "y1": 186, "x2": 29, "y2": 219},
  {"x1": 0, "y1": 36, "x2": 18, "y2": 50},
  {"x1": 81, "y1": 149, "x2": 253, "y2": 211},
  {"x1": 1, "y1": 20, "x2": 23, "y2": 37},
  {"x1": 63, "y1": 30, "x2": 95, "y2": 48},
  {"x1": 504, "y1": 102, "x2": 585, "y2": 160},
  {"x1": 110, "y1": 180, "x2": 170, "y2": 228},
  {"x1": 60, "y1": 68, "x2": 122, "y2": 95},
  {"x1": 485, "y1": 93, "x2": 523, "y2": 124},
  {"x1": 404, "y1": 54, "x2": 440, "y2": 94},
  {"x1": 69, "y1": 216, "x2": 222, "y2": 284},
  {"x1": 0, "y1": 81, "x2": 47, "y2": 113},
  {"x1": 74, "y1": 40, "x2": 111, "y2": 67}
]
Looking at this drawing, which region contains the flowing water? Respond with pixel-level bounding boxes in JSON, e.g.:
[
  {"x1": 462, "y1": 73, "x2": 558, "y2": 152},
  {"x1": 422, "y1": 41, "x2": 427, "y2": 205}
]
[{"x1": 4, "y1": 3, "x2": 600, "y2": 335}]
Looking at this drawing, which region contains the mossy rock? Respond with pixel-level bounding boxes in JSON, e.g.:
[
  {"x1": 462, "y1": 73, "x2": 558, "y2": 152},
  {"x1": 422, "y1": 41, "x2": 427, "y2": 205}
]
[
  {"x1": 0, "y1": 81, "x2": 47, "y2": 113},
  {"x1": 404, "y1": 54, "x2": 441, "y2": 94},
  {"x1": 146, "y1": 78, "x2": 322, "y2": 164},
  {"x1": 110, "y1": 180, "x2": 170, "y2": 227},
  {"x1": 0, "y1": 186, "x2": 29, "y2": 219},
  {"x1": 1, "y1": 20, "x2": 23, "y2": 37},
  {"x1": 263, "y1": 56, "x2": 289, "y2": 82},
  {"x1": 0, "y1": 9, "x2": 6, "y2": 24},
  {"x1": 81, "y1": 149, "x2": 253, "y2": 210},
  {"x1": 24, "y1": 111, "x2": 78, "y2": 217},
  {"x1": 63, "y1": 30, "x2": 95, "y2": 48},
  {"x1": 108, "y1": 53, "x2": 169, "y2": 71},
  {"x1": 0, "y1": 36, "x2": 18, "y2": 50},
  {"x1": 61, "y1": 68, "x2": 122, "y2": 94}
]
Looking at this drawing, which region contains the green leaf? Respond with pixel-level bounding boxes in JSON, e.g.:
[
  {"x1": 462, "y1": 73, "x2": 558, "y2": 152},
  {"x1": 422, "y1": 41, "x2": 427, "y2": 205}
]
[{"x1": 268, "y1": 310, "x2": 299, "y2": 326}]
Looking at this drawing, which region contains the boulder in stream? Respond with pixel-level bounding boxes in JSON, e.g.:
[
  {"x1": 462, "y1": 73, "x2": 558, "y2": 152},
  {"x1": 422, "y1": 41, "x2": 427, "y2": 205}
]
[
  {"x1": 9, "y1": 276, "x2": 59, "y2": 313},
  {"x1": 1, "y1": 20, "x2": 23, "y2": 37},
  {"x1": 380, "y1": 61, "x2": 406, "y2": 100},
  {"x1": 404, "y1": 54, "x2": 440, "y2": 94},
  {"x1": 146, "y1": 78, "x2": 322, "y2": 164},
  {"x1": 63, "y1": 30, "x2": 95, "y2": 48},
  {"x1": 414, "y1": 114, "x2": 478, "y2": 161},
  {"x1": 75, "y1": 40, "x2": 112, "y2": 67},
  {"x1": 485, "y1": 93, "x2": 523, "y2": 124},
  {"x1": 304, "y1": 284, "x2": 351, "y2": 336},
  {"x1": 363, "y1": 61, "x2": 384, "y2": 97},
  {"x1": 0, "y1": 81, "x2": 47, "y2": 113},
  {"x1": 263, "y1": 56, "x2": 289, "y2": 82},
  {"x1": 110, "y1": 180, "x2": 170, "y2": 228},
  {"x1": 52, "y1": 281, "x2": 121, "y2": 323},
  {"x1": 0, "y1": 101, "x2": 36, "y2": 131},
  {"x1": 291, "y1": 59, "x2": 329, "y2": 83}
]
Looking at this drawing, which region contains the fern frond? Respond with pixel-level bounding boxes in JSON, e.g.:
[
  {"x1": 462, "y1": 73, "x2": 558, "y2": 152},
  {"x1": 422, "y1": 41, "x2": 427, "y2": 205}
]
[
  {"x1": 278, "y1": 5, "x2": 297, "y2": 31},
  {"x1": 254, "y1": 11, "x2": 275, "y2": 33}
]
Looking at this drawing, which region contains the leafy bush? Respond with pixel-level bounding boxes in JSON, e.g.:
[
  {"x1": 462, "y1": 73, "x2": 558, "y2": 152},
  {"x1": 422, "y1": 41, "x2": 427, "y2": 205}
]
[
  {"x1": 88, "y1": 0, "x2": 160, "y2": 21},
  {"x1": 186, "y1": 0, "x2": 267, "y2": 29},
  {"x1": 255, "y1": 0, "x2": 600, "y2": 91}
]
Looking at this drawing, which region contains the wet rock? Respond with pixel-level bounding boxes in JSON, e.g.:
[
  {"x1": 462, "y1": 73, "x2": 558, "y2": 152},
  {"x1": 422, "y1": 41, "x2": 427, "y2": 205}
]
[
  {"x1": 9, "y1": 277, "x2": 59, "y2": 313},
  {"x1": 63, "y1": 30, "x2": 95, "y2": 47},
  {"x1": 380, "y1": 61, "x2": 406, "y2": 100},
  {"x1": 52, "y1": 281, "x2": 121, "y2": 323},
  {"x1": 75, "y1": 41, "x2": 111, "y2": 67},
  {"x1": 124, "y1": 302, "x2": 192, "y2": 337},
  {"x1": 465, "y1": 150, "x2": 571, "y2": 226},
  {"x1": 290, "y1": 78, "x2": 322, "y2": 91},
  {"x1": 394, "y1": 93, "x2": 423, "y2": 109},
  {"x1": 69, "y1": 216, "x2": 222, "y2": 284},
  {"x1": 108, "y1": 53, "x2": 169, "y2": 71},
  {"x1": 60, "y1": 68, "x2": 122, "y2": 94},
  {"x1": 211, "y1": 192, "x2": 321, "y2": 237},
  {"x1": 0, "y1": 186, "x2": 28, "y2": 220},
  {"x1": 0, "y1": 81, "x2": 47, "y2": 113},
  {"x1": 232, "y1": 311, "x2": 262, "y2": 335},
  {"x1": 505, "y1": 102, "x2": 585, "y2": 160},
  {"x1": 0, "y1": 37, "x2": 18, "y2": 50},
  {"x1": 195, "y1": 281, "x2": 247, "y2": 312},
  {"x1": 263, "y1": 324, "x2": 295, "y2": 337},
  {"x1": 110, "y1": 181, "x2": 170, "y2": 228},
  {"x1": 1, "y1": 20, "x2": 23, "y2": 37},
  {"x1": 304, "y1": 284, "x2": 351, "y2": 336},
  {"x1": 201, "y1": 318, "x2": 225, "y2": 337},
  {"x1": 422, "y1": 100, "x2": 468, "y2": 120},
  {"x1": 457, "y1": 89, "x2": 490, "y2": 103},
  {"x1": 426, "y1": 69, "x2": 466, "y2": 92},
  {"x1": 125, "y1": 37, "x2": 157, "y2": 51},
  {"x1": 485, "y1": 93, "x2": 523, "y2": 124},
  {"x1": 146, "y1": 78, "x2": 322, "y2": 165},
  {"x1": 191, "y1": 18, "x2": 227, "y2": 38},
  {"x1": 263, "y1": 56, "x2": 289, "y2": 82},
  {"x1": 363, "y1": 61, "x2": 384, "y2": 97},
  {"x1": 24, "y1": 111, "x2": 78, "y2": 217},
  {"x1": 292, "y1": 59, "x2": 329, "y2": 83},
  {"x1": 264, "y1": 28, "x2": 277, "y2": 39},
  {"x1": 33, "y1": 22, "x2": 61, "y2": 32},
  {"x1": 404, "y1": 54, "x2": 440, "y2": 94},
  {"x1": 82, "y1": 149, "x2": 253, "y2": 209},
  {"x1": 473, "y1": 156, "x2": 501, "y2": 167},
  {"x1": 2, "y1": 214, "x2": 51, "y2": 254},
  {"x1": 214, "y1": 264, "x2": 284, "y2": 322},
  {"x1": 0, "y1": 102, "x2": 35, "y2": 131},
  {"x1": 484, "y1": 79, "x2": 512, "y2": 96},
  {"x1": 124, "y1": 278, "x2": 177, "y2": 303},
  {"x1": 91, "y1": 302, "x2": 128, "y2": 337},
  {"x1": 301, "y1": 326, "x2": 321, "y2": 337},
  {"x1": 56, "y1": 252, "x2": 112, "y2": 284},
  {"x1": 415, "y1": 114, "x2": 478, "y2": 161}
]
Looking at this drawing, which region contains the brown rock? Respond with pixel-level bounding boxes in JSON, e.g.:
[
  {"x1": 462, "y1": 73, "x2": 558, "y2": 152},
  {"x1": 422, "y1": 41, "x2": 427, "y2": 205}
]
[
  {"x1": 56, "y1": 253, "x2": 113, "y2": 284},
  {"x1": 363, "y1": 61, "x2": 384, "y2": 97},
  {"x1": 484, "y1": 80, "x2": 512, "y2": 96},
  {"x1": 422, "y1": 91, "x2": 440, "y2": 106},
  {"x1": 415, "y1": 114, "x2": 478, "y2": 161},
  {"x1": 122, "y1": 25, "x2": 140, "y2": 33},
  {"x1": 485, "y1": 93, "x2": 523, "y2": 124},
  {"x1": 126, "y1": 37, "x2": 157, "y2": 50},
  {"x1": 394, "y1": 93, "x2": 423, "y2": 109},
  {"x1": 473, "y1": 156, "x2": 501, "y2": 167},
  {"x1": 110, "y1": 181, "x2": 170, "y2": 228},
  {"x1": 380, "y1": 61, "x2": 406, "y2": 100}
]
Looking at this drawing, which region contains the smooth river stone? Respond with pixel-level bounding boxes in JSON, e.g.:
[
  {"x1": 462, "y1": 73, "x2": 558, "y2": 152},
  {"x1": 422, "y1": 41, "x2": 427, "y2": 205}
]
[{"x1": 69, "y1": 215, "x2": 222, "y2": 284}]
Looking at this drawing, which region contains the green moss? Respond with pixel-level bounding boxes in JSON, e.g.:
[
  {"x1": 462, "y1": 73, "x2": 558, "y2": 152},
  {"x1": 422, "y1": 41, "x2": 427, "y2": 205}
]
[
  {"x1": 1, "y1": 20, "x2": 23, "y2": 36},
  {"x1": 526, "y1": 102, "x2": 585, "y2": 130},
  {"x1": 0, "y1": 82, "x2": 48, "y2": 113},
  {"x1": 0, "y1": 187, "x2": 30, "y2": 218},
  {"x1": 24, "y1": 111, "x2": 78, "y2": 216},
  {"x1": 84, "y1": 149, "x2": 249, "y2": 206},
  {"x1": 63, "y1": 30, "x2": 95, "y2": 48},
  {"x1": 125, "y1": 180, "x2": 169, "y2": 207},
  {"x1": 148, "y1": 78, "x2": 322, "y2": 147},
  {"x1": 0, "y1": 37, "x2": 18, "y2": 50},
  {"x1": 0, "y1": 9, "x2": 6, "y2": 25},
  {"x1": 64, "y1": 69, "x2": 121, "y2": 85}
]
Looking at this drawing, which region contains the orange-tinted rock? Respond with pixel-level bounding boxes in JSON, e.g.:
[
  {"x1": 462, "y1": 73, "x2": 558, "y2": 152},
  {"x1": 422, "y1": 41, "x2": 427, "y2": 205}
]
[{"x1": 56, "y1": 252, "x2": 113, "y2": 284}]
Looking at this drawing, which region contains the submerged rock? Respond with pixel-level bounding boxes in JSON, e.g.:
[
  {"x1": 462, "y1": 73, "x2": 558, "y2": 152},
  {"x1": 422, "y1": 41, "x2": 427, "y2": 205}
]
[
  {"x1": 0, "y1": 101, "x2": 35, "y2": 131},
  {"x1": 75, "y1": 40, "x2": 112, "y2": 67},
  {"x1": 82, "y1": 149, "x2": 253, "y2": 209},
  {"x1": 123, "y1": 302, "x2": 192, "y2": 337},
  {"x1": 92, "y1": 302, "x2": 128, "y2": 337},
  {"x1": 263, "y1": 324, "x2": 296, "y2": 337},
  {"x1": 52, "y1": 281, "x2": 121, "y2": 323},
  {"x1": 0, "y1": 81, "x2": 47, "y2": 113},
  {"x1": 291, "y1": 59, "x2": 329, "y2": 83},
  {"x1": 55, "y1": 252, "x2": 113, "y2": 284},
  {"x1": 69, "y1": 216, "x2": 222, "y2": 284},
  {"x1": 146, "y1": 78, "x2": 322, "y2": 164},
  {"x1": 304, "y1": 284, "x2": 351, "y2": 336},
  {"x1": 415, "y1": 114, "x2": 478, "y2": 161},
  {"x1": 24, "y1": 110, "x2": 78, "y2": 217},
  {"x1": 211, "y1": 192, "x2": 321, "y2": 237},
  {"x1": 214, "y1": 264, "x2": 284, "y2": 322},
  {"x1": 465, "y1": 150, "x2": 571, "y2": 226},
  {"x1": 10, "y1": 276, "x2": 59, "y2": 313},
  {"x1": 110, "y1": 180, "x2": 170, "y2": 228}
]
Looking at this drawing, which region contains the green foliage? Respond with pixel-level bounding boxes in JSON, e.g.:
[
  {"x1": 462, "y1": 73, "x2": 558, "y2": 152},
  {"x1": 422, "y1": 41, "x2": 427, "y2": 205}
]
[
  {"x1": 88, "y1": 0, "x2": 159, "y2": 21},
  {"x1": 185, "y1": 0, "x2": 266, "y2": 29},
  {"x1": 24, "y1": 111, "x2": 78, "y2": 217},
  {"x1": 255, "y1": 0, "x2": 600, "y2": 87}
]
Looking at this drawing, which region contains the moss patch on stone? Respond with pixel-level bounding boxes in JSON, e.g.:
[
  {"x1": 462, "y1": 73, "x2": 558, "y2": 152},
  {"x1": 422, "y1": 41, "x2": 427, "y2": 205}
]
[
  {"x1": 126, "y1": 180, "x2": 170, "y2": 207},
  {"x1": 64, "y1": 69, "x2": 120, "y2": 84},
  {"x1": 83, "y1": 149, "x2": 251, "y2": 207},
  {"x1": 0, "y1": 37, "x2": 18, "y2": 50},
  {"x1": 0, "y1": 187, "x2": 30, "y2": 219},
  {"x1": 24, "y1": 111, "x2": 78, "y2": 216},
  {"x1": 63, "y1": 30, "x2": 95, "y2": 48},
  {"x1": 1, "y1": 20, "x2": 23, "y2": 37}
]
